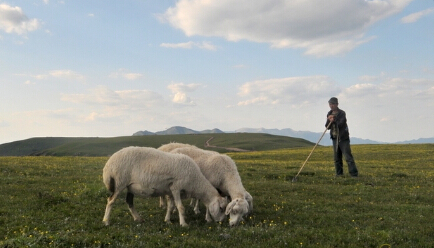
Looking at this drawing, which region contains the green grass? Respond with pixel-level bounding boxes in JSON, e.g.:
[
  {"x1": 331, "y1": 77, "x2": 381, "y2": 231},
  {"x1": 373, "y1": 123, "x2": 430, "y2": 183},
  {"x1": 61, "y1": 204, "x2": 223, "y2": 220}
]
[{"x1": 1, "y1": 144, "x2": 433, "y2": 247}]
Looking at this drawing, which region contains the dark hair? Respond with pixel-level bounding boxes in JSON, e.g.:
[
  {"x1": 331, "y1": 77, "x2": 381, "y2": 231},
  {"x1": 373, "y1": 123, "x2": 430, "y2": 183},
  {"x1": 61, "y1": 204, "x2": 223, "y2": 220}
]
[{"x1": 328, "y1": 97, "x2": 338, "y2": 104}]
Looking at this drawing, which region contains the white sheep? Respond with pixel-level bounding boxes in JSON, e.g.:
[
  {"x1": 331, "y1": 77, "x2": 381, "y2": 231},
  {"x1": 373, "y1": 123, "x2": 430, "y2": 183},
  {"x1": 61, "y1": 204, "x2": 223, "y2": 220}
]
[
  {"x1": 157, "y1": 142, "x2": 196, "y2": 152},
  {"x1": 158, "y1": 142, "x2": 253, "y2": 211},
  {"x1": 157, "y1": 142, "x2": 198, "y2": 208},
  {"x1": 102, "y1": 146, "x2": 228, "y2": 227},
  {"x1": 160, "y1": 144, "x2": 253, "y2": 226},
  {"x1": 158, "y1": 142, "x2": 253, "y2": 212}
]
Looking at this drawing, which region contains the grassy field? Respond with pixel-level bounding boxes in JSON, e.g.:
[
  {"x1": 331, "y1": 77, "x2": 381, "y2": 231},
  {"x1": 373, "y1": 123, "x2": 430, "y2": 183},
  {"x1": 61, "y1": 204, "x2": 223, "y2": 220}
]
[{"x1": 1, "y1": 144, "x2": 433, "y2": 247}]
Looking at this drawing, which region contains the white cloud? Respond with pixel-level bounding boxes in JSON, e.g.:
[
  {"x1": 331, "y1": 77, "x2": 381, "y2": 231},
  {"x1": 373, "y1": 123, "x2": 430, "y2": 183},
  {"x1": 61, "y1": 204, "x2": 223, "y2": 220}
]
[
  {"x1": 14, "y1": 70, "x2": 84, "y2": 83},
  {"x1": 161, "y1": 41, "x2": 194, "y2": 49},
  {"x1": 358, "y1": 72, "x2": 386, "y2": 82},
  {"x1": 56, "y1": 86, "x2": 167, "y2": 125},
  {"x1": 0, "y1": 3, "x2": 41, "y2": 35},
  {"x1": 0, "y1": 120, "x2": 9, "y2": 127},
  {"x1": 123, "y1": 73, "x2": 143, "y2": 80},
  {"x1": 109, "y1": 69, "x2": 143, "y2": 80},
  {"x1": 338, "y1": 77, "x2": 434, "y2": 141},
  {"x1": 61, "y1": 85, "x2": 164, "y2": 109},
  {"x1": 161, "y1": 0, "x2": 412, "y2": 57},
  {"x1": 343, "y1": 77, "x2": 434, "y2": 101},
  {"x1": 401, "y1": 8, "x2": 434, "y2": 23},
  {"x1": 237, "y1": 76, "x2": 340, "y2": 106},
  {"x1": 160, "y1": 41, "x2": 217, "y2": 50},
  {"x1": 49, "y1": 70, "x2": 85, "y2": 81},
  {"x1": 167, "y1": 82, "x2": 201, "y2": 105}
]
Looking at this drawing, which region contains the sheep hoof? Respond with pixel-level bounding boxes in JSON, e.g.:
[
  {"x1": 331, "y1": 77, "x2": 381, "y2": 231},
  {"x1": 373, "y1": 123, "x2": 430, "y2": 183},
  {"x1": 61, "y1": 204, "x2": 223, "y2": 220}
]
[
  {"x1": 103, "y1": 220, "x2": 110, "y2": 226},
  {"x1": 180, "y1": 223, "x2": 189, "y2": 227},
  {"x1": 194, "y1": 209, "x2": 201, "y2": 215},
  {"x1": 134, "y1": 218, "x2": 144, "y2": 223}
]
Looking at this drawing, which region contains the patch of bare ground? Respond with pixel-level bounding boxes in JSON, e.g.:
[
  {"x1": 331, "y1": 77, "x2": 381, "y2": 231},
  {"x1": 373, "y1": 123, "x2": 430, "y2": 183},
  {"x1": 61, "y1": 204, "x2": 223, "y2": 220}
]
[{"x1": 204, "y1": 137, "x2": 250, "y2": 152}]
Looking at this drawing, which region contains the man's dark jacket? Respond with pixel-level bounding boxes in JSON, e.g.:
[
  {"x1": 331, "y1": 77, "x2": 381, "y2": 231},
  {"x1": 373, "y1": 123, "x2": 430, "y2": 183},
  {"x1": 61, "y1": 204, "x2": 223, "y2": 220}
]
[{"x1": 325, "y1": 108, "x2": 350, "y2": 141}]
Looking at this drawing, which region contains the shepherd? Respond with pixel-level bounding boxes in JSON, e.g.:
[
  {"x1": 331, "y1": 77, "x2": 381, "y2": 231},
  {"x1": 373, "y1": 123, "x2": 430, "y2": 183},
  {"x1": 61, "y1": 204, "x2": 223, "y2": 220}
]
[{"x1": 325, "y1": 97, "x2": 359, "y2": 177}]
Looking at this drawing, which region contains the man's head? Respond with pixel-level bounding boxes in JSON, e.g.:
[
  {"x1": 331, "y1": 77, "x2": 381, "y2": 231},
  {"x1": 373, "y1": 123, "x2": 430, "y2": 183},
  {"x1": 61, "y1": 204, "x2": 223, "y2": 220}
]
[
  {"x1": 328, "y1": 97, "x2": 339, "y2": 111},
  {"x1": 328, "y1": 97, "x2": 338, "y2": 104}
]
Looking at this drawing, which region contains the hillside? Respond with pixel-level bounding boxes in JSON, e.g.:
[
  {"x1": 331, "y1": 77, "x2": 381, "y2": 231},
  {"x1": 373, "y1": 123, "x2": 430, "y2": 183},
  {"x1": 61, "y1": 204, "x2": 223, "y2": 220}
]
[{"x1": 0, "y1": 133, "x2": 314, "y2": 157}]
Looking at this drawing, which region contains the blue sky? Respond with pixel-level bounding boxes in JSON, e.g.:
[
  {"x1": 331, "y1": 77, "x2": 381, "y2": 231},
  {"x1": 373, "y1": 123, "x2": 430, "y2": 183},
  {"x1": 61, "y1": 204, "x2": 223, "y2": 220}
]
[{"x1": 1, "y1": 0, "x2": 433, "y2": 144}]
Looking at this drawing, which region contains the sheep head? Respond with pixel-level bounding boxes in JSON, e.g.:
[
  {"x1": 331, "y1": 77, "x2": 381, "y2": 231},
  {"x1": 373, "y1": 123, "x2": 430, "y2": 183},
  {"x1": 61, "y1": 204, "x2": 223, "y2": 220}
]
[
  {"x1": 208, "y1": 196, "x2": 228, "y2": 222},
  {"x1": 225, "y1": 198, "x2": 249, "y2": 226}
]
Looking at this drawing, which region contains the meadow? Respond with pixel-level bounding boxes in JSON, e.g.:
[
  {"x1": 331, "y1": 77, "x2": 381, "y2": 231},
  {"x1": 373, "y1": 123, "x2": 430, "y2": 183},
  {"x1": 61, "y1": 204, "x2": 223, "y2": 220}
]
[{"x1": 1, "y1": 144, "x2": 433, "y2": 247}]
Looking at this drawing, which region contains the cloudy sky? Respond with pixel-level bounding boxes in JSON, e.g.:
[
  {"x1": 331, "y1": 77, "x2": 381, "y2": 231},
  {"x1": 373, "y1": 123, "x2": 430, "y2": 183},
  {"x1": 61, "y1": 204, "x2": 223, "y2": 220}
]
[{"x1": 1, "y1": 0, "x2": 433, "y2": 144}]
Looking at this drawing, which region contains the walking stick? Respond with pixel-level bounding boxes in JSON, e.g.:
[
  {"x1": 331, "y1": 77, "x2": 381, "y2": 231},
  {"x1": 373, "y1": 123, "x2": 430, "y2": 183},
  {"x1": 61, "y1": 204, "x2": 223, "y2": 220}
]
[{"x1": 292, "y1": 122, "x2": 332, "y2": 182}]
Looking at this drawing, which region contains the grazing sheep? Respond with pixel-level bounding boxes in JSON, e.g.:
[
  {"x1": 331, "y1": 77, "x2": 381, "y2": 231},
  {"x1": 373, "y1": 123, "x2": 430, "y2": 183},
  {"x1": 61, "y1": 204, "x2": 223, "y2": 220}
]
[
  {"x1": 157, "y1": 142, "x2": 198, "y2": 208},
  {"x1": 102, "y1": 146, "x2": 228, "y2": 227},
  {"x1": 167, "y1": 145, "x2": 253, "y2": 226},
  {"x1": 157, "y1": 142, "x2": 196, "y2": 152},
  {"x1": 158, "y1": 143, "x2": 253, "y2": 213}
]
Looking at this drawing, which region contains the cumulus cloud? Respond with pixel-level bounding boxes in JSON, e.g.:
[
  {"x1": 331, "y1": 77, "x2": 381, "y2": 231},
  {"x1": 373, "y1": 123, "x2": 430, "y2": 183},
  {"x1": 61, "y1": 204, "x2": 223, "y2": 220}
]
[
  {"x1": 401, "y1": 8, "x2": 434, "y2": 23},
  {"x1": 167, "y1": 82, "x2": 201, "y2": 105},
  {"x1": 341, "y1": 77, "x2": 434, "y2": 107},
  {"x1": 160, "y1": 41, "x2": 217, "y2": 50},
  {"x1": 237, "y1": 76, "x2": 340, "y2": 106},
  {"x1": 160, "y1": 0, "x2": 412, "y2": 57},
  {"x1": 338, "y1": 77, "x2": 434, "y2": 141},
  {"x1": 0, "y1": 3, "x2": 41, "y2": 35}
]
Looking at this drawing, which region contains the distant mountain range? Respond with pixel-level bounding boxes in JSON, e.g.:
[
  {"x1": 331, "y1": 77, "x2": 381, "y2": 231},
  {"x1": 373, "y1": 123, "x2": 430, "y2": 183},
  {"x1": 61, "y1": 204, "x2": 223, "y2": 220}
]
[
  {"x1": 133, "y1": 126, "x2": 434, "y2": 145},
  {"x1": 133, "y1": 126, "x2": 224, "y2": 136},
  {"x1": 233, "y1": 127, "x2": 385, "y2": 146}
]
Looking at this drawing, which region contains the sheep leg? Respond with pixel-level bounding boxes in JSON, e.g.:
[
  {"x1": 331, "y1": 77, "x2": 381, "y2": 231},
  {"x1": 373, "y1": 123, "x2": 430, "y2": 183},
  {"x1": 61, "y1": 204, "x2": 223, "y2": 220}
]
[
  {"x1": 171, "y1": 190, "x2": 188, "y2": 227},
  {"x1": 166, "y1": 195, "x2": 177, "y2": 213},
  {"x1": 193, "y1": 199, "x2": 201, "y2": 214},
  {"x1": 159, "y1": 196, "x2": 166, "y2": 209},
  {"x1": 189, "y1": 198, "x2": 195, "y2": 207},
  {"x1": 126, "y1": 192, "x2": 143, "y2": 222},
  {"x1": 164, "y1": 196, "x2": 175, "y2": 223},
  {"x1": 103, "y1": 190, "x2": 121, "y2": 226}
]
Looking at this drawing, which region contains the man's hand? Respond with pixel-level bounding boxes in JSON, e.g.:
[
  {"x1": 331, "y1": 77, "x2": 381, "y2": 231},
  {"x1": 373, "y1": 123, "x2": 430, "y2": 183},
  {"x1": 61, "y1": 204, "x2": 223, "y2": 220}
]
[{"x1": 327, "y1": 115, "x2": 335, "y2": 122}]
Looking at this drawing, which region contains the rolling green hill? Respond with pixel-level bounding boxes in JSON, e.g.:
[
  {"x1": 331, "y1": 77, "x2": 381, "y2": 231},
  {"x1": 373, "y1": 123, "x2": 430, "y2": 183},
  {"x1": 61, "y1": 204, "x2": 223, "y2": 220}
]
[{"x1": 0, "y1": 133, "x2": 315, "y2": 156}]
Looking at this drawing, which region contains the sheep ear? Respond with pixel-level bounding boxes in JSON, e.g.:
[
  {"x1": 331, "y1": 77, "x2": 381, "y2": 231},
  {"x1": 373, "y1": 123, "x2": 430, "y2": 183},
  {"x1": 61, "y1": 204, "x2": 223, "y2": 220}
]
[
  {"x1": 208, "y1": 201, "x2": 219, "y2": 218},
  {"x1": 219, "y1": 197, "x2": 228, "y2": 208},
  {"x1": 225, "y1": 200, "x2": 236, "y2": 215}
]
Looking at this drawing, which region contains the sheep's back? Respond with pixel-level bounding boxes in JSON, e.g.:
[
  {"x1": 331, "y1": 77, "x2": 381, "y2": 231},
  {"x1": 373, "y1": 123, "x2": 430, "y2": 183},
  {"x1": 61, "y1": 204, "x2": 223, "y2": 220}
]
[
  {"x1": 158, "y1": 142, "x2": 196, "y2": 152},
  {"x1": 103, "y1": 146, "x2": 202, "y2": 189}
]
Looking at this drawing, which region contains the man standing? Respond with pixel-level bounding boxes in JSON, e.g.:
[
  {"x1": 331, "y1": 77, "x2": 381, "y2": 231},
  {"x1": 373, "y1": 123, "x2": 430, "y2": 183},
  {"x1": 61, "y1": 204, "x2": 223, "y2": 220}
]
[{"x1": 325, "y1": 97, "x2": 358, "y2": 177}]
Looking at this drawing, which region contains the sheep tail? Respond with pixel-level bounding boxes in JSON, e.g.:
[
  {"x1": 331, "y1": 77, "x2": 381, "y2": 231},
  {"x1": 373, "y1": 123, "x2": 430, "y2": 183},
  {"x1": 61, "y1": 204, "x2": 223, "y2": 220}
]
[{"x1": 109, "y1": 177, "x2": 116, "y2": 194}]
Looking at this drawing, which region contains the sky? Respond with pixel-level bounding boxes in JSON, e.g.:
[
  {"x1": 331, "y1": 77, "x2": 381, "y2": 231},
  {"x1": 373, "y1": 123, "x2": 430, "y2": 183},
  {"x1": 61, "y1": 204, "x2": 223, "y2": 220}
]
[{"x1": 1, "y1": 0, "x2": 433, "y2": 145}]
